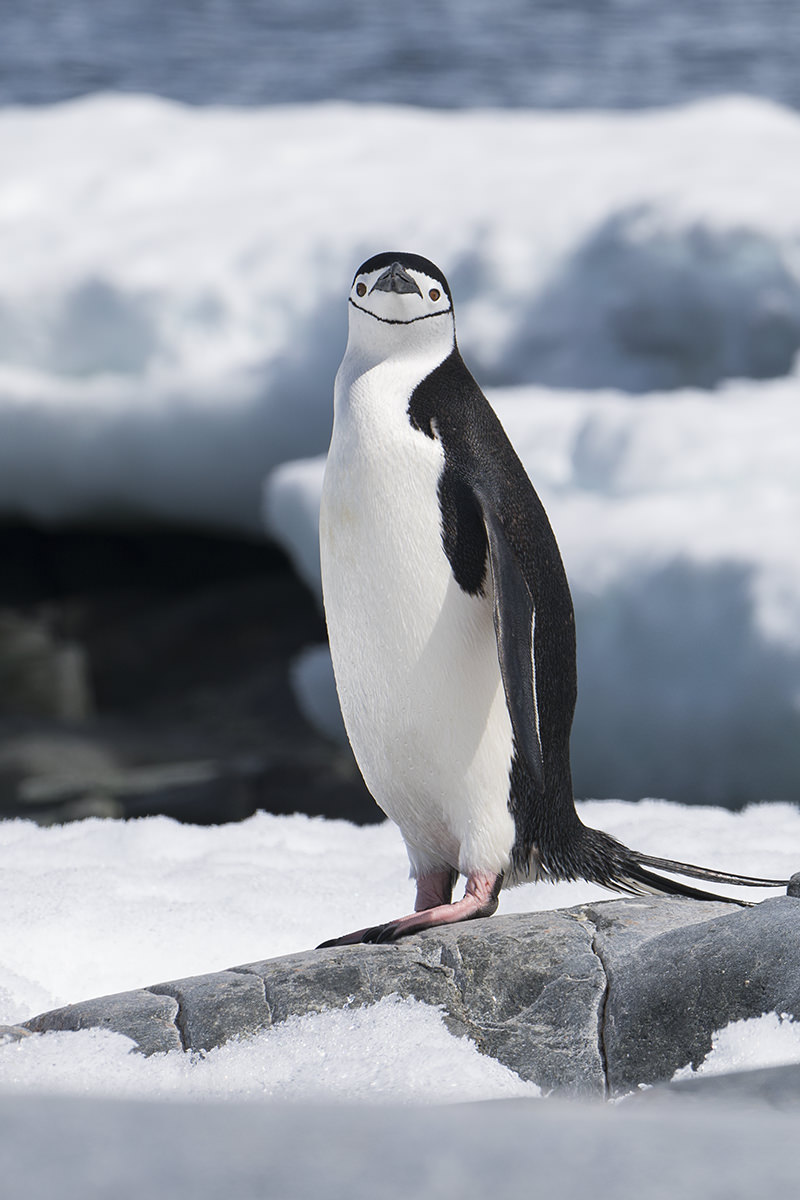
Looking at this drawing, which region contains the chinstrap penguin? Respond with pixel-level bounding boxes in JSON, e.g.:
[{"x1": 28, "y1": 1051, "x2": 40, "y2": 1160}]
[{"x1": 318, "y1": 251, "x2": 787, "y2": 946}]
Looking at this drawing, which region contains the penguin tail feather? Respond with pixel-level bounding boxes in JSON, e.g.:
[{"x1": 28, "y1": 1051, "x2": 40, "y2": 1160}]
[
  {"x1": 631, "y1": 851, "x2": 788, "y2": 891},
  {"x1": 607, "y1": 850, "x2": 789, "y2": 908},
  {"x1": 608, "y1": 859, "x2": 752, "y2": 906}
]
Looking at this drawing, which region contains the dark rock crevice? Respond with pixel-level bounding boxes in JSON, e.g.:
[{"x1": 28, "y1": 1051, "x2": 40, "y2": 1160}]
[
  {"x1": 144, "y1": 987, "x2": 189, "y2": 1052},
  {"x1": 563, "y1": 908, "x2": 613, "y2": 1098}
]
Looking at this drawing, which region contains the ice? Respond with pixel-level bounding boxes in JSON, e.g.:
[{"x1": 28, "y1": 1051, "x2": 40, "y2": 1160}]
[
  {"x1": 289, "y1": 643, "x2": 346, "y2": 742},
  {"x1": 502, "y1": 211, "x2": 800, "y2": 392},
  {"x1": 1, "y1": 94, "x2": 800, "y2": 530},
  {"x1": 266, "y1": 456, "x2": 326, "y2": 592}
]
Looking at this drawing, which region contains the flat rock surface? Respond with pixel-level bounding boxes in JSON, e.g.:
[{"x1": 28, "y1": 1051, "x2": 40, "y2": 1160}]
[{"x1": 19, "y1": 894, "x2": 800, "y2": 1096}]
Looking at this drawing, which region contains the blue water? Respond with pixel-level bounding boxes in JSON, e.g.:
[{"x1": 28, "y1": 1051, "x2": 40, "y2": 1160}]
[{"x1": 2, "y1": 0, "x2": 799, "y2": 110}]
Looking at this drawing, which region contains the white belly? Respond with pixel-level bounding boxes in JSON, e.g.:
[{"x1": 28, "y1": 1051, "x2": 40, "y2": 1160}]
[{"x1": 320, "y1": 379, "x2": 515, "y2": 880}]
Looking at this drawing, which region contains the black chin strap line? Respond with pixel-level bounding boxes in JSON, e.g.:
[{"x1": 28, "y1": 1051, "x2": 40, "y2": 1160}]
[{"x1": 348, "y1": 298, "x2": 452, "y2": 325}]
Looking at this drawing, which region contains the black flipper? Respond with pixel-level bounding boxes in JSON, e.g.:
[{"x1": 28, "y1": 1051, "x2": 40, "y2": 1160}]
[{"x1": 480, "y1": 503, "x2": 544, "y2": 795}]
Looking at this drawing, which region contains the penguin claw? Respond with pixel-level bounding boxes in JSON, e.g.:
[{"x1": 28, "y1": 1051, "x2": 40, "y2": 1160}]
[
  {"x1": 317, "y1": 873, "x2": 504, "y2": 948},
  {"x1": 362, "y1": 924, "x2": 394, "y2": 943},
  {"x1": 318, "y1": 920, "x2": 425, "y2": 946},
  {"x1": 372, "y1": 916, "x2": 433, "y2": 941},
  {"x1": 316, "y1": 926, "x2": 376, "y2": 949},
  {"x1": 316, "y1": 919, "x2": 418, "y2": 947}
]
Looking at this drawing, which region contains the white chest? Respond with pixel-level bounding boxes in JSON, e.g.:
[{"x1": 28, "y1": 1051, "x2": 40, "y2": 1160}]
[
  {"x1": 320, "y1": 353, "x2": 516, "y2": 879},
  {"x1": 322, "y1": 357, "x2": 448, "y2": 641}
]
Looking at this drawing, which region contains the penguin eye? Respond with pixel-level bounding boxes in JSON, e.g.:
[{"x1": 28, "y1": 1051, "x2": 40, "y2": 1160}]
[
  {"x1": 429, "y1": 288, "x2": 441, "y2": 302},
  {"x1": 356, "y1": 282, "x2": 367, "y2": 297}
]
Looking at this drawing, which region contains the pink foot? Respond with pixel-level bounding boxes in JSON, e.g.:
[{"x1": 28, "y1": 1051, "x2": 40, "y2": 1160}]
[{"x1": 317, "y1": 870, "x2": 502, "y2": 948}]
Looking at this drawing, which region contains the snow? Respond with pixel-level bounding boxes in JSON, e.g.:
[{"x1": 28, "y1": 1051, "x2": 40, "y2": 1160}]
[
  {"x1": 2, "y1": 998, "x2": 540, "y2": 1104},
  {"x1": 1, "y1": 93, "x2": 800, "y2": 533},
  {"x1": 673, "y1": 1012, "x2": 800, "y2": 1081},
  {"x1": 0, "y1": 801, "x2": 796, "y2": 1103}
]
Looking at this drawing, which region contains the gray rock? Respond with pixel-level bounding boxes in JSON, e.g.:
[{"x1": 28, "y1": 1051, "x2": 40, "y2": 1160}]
[
  {"x1": 0, "y1": 1025, "x2": 33, "y2": 1044},
  {"x1": 149, "y1": 970, "x2": 272, "y2": 1053},
  {"x1": 594, "y1": 895, "x2": 800, "y2": 1095},
  {"x1": 0, "y1": 536, "x2": 377, "y2": 828},
  {"x1": 23, "y1": 912, "x2": 607, "y2": 1096},
  {"x1": 25, "y1": 988, "x2": 183, "y2": 1055},
  {"x1": 15, "y1": 758, "x2": 262, "y2": 826},
  {"x1": 576, "y1": 894, "x2": 737, "y2": 956},
  {"x1": 238, "y1": 910, "x2": 607, "y2": 1095},
  {"x1": 17, "y1": 895, "x2": 800, "y2": 1096}
]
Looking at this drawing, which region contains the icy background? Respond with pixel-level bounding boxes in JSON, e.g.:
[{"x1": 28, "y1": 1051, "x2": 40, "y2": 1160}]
[
  {"x1": 2, "y1": 94, "x2": 799, "y2": 803},
  {"x1": 2, "y1": 74, "x2": 800, "y2": 1191},
  {"x1": 3, "y1": 95, "x2": 799, "y2": 530},
  {"x1": 1, "y1": 801, "x2": 798, "y2": 1100}
]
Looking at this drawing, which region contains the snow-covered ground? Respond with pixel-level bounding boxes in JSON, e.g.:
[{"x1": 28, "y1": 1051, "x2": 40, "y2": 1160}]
[{"x1": 1, "y1": 801, "x2": 798, "y2": 1101}]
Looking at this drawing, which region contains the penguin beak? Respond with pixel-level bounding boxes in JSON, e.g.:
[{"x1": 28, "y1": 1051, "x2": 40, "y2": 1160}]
[{"x1": 370, "y1": 262, "x2": 423, "y2": 297}]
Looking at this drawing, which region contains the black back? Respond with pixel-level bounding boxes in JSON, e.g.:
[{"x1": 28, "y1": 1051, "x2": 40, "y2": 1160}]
[{"x1": 408, "y1": 347, "x2": 583, "y2": 878}]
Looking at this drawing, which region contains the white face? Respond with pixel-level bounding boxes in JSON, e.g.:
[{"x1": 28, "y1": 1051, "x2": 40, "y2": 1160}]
[
  {"x1": 344, "y1": 257, "x2": 456, "y2": 368},
  {"x1": 348, "y1": 261, "x2": 453, "y2": 326}
]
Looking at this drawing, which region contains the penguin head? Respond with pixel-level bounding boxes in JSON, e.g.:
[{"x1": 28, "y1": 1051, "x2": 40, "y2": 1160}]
[{"x1": 345, "y1": 252, "x2": 455, "y2": 362}]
